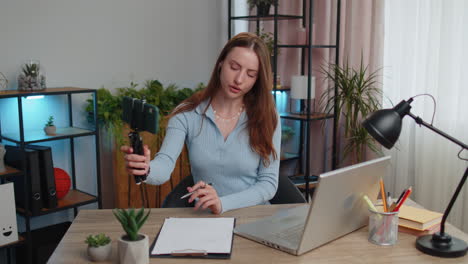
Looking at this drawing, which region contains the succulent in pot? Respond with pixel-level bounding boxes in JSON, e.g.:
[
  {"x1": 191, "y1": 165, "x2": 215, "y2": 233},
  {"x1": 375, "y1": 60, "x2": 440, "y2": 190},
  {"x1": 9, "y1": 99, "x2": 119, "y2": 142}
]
[
  {"x1": 85, "y1": 233, "x2": 112, "y2": 262},
  {"x1": 113, "y1": 207, "x2": 151, "y2": 264},
  {"x1": 44, "y1": 115, "x2": 56, "y2": 135},
  {"x1": 18, "y1": 60, "x2": 46, "y2": 91}
]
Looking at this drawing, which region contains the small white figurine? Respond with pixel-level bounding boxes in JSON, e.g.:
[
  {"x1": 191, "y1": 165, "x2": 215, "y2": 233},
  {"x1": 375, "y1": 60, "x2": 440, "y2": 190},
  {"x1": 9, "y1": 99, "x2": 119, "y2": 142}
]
[{"x1": 0, "y1": 144, "x2": 6, "y2": 172}]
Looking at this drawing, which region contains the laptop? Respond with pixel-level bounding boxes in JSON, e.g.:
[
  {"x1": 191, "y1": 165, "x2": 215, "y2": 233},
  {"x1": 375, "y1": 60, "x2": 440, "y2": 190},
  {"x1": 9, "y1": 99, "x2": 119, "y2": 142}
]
[{"x1": 234, "y1": 156, "x2": 391, "y2": 256}]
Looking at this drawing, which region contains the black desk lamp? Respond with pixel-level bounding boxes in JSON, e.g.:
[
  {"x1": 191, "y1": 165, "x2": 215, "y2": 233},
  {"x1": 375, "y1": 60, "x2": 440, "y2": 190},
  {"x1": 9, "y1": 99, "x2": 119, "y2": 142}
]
[{"x1": 362, "y1": 98, "x2": 468, "y2": 258}]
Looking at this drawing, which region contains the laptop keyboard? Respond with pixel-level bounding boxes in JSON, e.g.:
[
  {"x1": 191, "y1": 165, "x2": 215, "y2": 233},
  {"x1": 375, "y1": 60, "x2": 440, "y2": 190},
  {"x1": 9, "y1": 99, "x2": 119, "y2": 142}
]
[{"x1": 272, "y1": 223, "x2": 304, "y2": 244}]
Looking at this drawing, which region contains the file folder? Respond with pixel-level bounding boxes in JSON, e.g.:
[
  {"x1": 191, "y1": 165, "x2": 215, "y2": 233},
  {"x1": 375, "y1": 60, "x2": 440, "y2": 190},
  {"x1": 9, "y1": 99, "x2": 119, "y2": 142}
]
[
  {"x1": 26, "y1": 145, "x2": 58, "y2": 209},
  {"x1": 5, "y1": 146, "x2": 43, "y2": 215}
]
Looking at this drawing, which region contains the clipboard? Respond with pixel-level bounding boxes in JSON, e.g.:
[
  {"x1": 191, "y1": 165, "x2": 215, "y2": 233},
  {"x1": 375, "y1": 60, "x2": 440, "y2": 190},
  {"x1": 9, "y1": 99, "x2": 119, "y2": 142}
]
[{"x1": 149, "y1": 217, "x2": 236, "y2": 259}]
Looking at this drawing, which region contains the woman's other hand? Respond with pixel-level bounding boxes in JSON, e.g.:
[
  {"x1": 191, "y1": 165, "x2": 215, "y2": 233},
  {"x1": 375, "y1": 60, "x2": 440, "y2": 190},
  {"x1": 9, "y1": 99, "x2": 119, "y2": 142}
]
[
  {"x1": 188, "y1": 181, "x2": 222, "y2": 214},
  {"x1": 120, "y1": 145, "x2": 151, "y2": 176}
]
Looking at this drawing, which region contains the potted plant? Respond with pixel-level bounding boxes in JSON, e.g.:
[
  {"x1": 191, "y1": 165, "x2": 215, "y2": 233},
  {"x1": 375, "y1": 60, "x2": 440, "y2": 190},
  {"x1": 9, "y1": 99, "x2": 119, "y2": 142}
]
[
  {"x1": 319, "y1": 58, "x2": 382, "y2": 165},
  {"x1": 256, "y1": 28, "x2": 281, "y2": 82},
  {"x1": 281, "y1": 125, "x2": 295, "y2": 142},
  {"x1": 113, "y1": 207, "x2": 151, "y2": 264},
  {"x1": 255, "y1": 28, "x2": 281, "y2": 58},
  {"x1": 247, "y1": 0, "x2": 278, "y2": 16},
  {"x1": 17, "y1": 60, "x2": 46, "y2": 91},
  {"x1": 85, "y1": 233, "x2": 112, "y2": 262},
  {"x1": 85, "y1": 80, "x2": 203, "y2": 145},
  {"x1": 44, "y1": 115, "x2": 56, "y2": 135}
]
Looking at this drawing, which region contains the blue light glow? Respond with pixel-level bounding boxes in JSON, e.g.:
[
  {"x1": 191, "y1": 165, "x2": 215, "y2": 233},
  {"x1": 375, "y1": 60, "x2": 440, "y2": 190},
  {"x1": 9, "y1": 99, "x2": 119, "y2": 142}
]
[
  {"x1": 25, "y1": 95, "x2": 44, "y2": 100},
  {"x1": 274, "y1": 90, "x2": 288, "y2": 113}
]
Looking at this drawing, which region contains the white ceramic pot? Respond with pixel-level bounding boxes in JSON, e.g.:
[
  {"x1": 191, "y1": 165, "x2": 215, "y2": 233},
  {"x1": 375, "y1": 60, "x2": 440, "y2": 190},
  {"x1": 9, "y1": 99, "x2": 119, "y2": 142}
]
[
  {"x1": 44, "y1": 126, "x2": 56, "y2": 135},
  {"x1": 87, "y1": 243, "x2": 112, "y2": 262},
  {"x1": 118, "y1": 234, "x2": 149, "y2": 264}
]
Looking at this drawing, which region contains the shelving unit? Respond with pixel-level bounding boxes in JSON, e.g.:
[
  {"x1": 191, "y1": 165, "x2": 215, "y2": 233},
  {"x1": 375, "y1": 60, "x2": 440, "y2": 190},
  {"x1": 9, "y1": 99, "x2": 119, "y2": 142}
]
[
  {"x1": 0, "y1": 87, "x2": 101, "y2": 264},
  {"x1": 228, "y1": 0, "x2": 341, "y2": 200}
]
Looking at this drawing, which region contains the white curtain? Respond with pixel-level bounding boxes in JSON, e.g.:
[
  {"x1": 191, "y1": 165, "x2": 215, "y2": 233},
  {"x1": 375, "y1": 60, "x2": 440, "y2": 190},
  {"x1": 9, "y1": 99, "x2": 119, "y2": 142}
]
[{"x1": 383, "y1": 0, "x2": 468, "y2": 232}]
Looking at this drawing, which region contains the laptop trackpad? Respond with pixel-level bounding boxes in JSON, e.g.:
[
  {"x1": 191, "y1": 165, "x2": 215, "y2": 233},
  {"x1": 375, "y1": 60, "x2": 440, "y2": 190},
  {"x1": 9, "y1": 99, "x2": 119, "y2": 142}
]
[{"x1": 234, "y1": 205, "x2": 309, "y2": 249}]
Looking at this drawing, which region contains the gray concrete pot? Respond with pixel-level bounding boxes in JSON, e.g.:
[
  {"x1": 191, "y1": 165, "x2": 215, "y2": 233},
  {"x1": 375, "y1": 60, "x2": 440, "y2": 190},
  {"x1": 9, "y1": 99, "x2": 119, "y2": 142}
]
[
  {"x1": 87, "y1": 243, "x2": 112, "y2": 262},
  {"x1": 118, "y1": 234, "x2": 149, "y2": 264}
]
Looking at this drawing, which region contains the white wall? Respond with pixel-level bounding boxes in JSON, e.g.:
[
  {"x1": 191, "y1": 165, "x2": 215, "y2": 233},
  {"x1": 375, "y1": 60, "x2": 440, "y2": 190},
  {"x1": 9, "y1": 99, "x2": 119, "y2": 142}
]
[
  {"x1": 0, "y1": 0, "x2": 226, "y2": 90},
  {"x1": 0, "y1": 0, "x2": 227, "y2": 231}
]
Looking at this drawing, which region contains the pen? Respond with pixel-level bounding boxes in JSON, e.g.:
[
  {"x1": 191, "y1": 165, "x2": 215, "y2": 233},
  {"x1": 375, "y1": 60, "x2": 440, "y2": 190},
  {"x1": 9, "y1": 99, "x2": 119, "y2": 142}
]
[
  {"x1": 180, "y1": 183, "x2": 213, "y2": 199},
  {"x1": 395, "y1": 188, "x2": 406, "y2": 204},
  {"x1": 389, "y1": 188, "x2": 406, "y2": 211},
  {"x1": 379, "y1": 179, "x2": 388, "y2": 212},
  {"x1": 387, "y1": 192, "x2": 392, "y2": 210},
  {"x1": 363, "y1": 195, "x2": 378, "y2": 212},
  {"x1": 392, "y1": 186, "x2": 412, "y2": 212}
]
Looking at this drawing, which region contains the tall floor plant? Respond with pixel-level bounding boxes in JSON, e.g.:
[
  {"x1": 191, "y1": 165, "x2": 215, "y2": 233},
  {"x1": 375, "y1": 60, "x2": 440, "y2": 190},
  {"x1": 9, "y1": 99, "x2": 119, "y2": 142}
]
[{"x1": 320, "y1": 58, "x2": 382, "y2": 165}]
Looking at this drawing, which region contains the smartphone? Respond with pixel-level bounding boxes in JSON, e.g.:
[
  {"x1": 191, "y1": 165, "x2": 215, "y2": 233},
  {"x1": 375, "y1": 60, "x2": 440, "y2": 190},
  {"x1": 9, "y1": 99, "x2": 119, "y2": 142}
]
[
  {"x1": 122, "y1": 97, "x2": 159, "y2": 134},
  {"x1": 131, "y1": 99, "x2": 144, "y2": 130},
  {"x1": 143, "y1": 103, "x2": 159, "y2": 134},
  {"x1": 122, "y1": 96, "x2": 134, "y2": 125}
]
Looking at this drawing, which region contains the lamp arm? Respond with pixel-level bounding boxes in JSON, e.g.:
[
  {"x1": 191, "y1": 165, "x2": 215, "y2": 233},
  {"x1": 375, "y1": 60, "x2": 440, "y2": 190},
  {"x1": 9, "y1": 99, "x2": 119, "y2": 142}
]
[
  {"x1": 408, "y1": 112, "x2": 468, "y2": 235},
  {"x1": 437, "y1": 167, "x2": 468, "y2": 235},
  {"x1": 408, "y1": 112, "x2": 468, "y2": 150}
]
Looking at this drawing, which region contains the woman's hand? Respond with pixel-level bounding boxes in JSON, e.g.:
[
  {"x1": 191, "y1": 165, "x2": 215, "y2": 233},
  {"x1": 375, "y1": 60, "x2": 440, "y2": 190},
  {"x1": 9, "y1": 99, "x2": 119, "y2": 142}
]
[
  {"x1": 120, "y1": 145, "x2": 151, "y2": 176},
  {"x1": 188, "y1": 181, "x2": 222, "y2": 215}
]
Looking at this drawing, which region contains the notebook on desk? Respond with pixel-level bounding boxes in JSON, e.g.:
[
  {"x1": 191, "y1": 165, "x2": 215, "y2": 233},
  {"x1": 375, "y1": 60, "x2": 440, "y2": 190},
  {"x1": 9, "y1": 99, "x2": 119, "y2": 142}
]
[{"x1": 234, "y1": 156, "x2": 391, "y2": 256}]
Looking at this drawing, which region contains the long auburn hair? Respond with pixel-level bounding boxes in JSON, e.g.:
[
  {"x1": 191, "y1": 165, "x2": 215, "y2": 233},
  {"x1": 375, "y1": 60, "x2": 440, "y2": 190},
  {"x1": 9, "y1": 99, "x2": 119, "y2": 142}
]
[{"x1": 170, "y1": 32, "x2": 278, "y2": 166}]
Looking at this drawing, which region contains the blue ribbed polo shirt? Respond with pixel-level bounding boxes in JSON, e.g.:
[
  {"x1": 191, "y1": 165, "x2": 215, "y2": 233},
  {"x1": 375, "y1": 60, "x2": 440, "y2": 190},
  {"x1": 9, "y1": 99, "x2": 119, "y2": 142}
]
[{"x1": 147, "y1": 99, "x2": 281, "y2": 213}]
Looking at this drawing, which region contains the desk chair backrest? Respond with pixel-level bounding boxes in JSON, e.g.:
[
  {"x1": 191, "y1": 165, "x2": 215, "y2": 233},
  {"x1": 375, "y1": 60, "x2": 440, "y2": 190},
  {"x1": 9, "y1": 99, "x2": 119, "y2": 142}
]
[
  {"x1": 269, "y1": 173, "x2": 306, "y2": 204},
  {"x1": 161, "y1": 175, "x2": 194, "y2": 208},
  {"x1": 162, "y1": 173, "x2": 306, "y2": 208}
]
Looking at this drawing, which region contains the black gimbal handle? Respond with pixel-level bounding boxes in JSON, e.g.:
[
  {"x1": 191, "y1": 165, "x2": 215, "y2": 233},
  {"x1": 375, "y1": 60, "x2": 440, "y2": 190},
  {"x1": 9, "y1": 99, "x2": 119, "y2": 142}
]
[{"x1": 128, "y1": 131, "x2": 147, "y2": 185}]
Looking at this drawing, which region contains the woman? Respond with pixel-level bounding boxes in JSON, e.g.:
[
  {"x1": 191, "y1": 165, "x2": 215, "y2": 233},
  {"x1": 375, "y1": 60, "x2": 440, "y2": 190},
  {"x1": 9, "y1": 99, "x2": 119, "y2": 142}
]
[{"x1": 121, "y1": 32, "x2": 281, "y2": 214}]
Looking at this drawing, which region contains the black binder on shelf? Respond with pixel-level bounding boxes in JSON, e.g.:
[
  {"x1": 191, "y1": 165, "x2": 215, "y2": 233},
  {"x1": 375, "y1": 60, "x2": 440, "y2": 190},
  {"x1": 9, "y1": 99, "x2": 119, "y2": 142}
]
[
  {"x1": 26, "y1": 145, "x2": 58, "y2": 209},
  {"x1": 4, "y1": 145, "x2": 43, "y2": 215}
]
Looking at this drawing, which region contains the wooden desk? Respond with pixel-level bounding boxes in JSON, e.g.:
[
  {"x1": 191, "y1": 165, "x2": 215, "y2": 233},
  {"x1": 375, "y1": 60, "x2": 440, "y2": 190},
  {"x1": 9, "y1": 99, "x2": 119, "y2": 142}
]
[{"x1": 49, "y1": 204, "x2": 468, "y2": 263}]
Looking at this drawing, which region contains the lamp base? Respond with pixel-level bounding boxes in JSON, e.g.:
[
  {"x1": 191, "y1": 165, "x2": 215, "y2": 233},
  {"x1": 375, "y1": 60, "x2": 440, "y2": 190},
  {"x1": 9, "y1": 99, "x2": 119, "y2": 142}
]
[{"x1": 416, "y1": 232, "x2": 467, "y2": 258}]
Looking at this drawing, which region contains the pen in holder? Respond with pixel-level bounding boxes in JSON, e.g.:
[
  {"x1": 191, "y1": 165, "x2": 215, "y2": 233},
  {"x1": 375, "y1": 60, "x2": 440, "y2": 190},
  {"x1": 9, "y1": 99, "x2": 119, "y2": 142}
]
[{"x1": 368, "y1": 206, "x2": 399, "y2": 246}]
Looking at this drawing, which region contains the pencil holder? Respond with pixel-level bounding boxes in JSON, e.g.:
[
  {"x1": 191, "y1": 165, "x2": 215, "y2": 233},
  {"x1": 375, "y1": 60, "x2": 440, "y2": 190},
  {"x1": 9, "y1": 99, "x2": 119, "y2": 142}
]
[{"x1": 368, "y1": 207, "x2": 398, "y2": 246}]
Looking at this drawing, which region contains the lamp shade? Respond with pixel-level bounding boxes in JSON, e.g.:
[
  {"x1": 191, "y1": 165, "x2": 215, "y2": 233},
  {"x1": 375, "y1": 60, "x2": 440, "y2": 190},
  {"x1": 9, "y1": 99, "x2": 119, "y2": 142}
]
[
  {"x1": 362, "y1": 99, "x2": 413, "y2": 149},
  {"x1": 362, "y1": 109, "x2": 402, "y2": 149},
  {"x1": 291, "y1": 75, "x2": 315, "y2": 100}
]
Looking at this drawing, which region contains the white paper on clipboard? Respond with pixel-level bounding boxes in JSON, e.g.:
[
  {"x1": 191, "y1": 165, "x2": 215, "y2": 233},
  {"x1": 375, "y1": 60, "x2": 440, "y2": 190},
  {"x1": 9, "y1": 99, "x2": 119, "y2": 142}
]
[{"x1": 151, "y1": 217, "x2": 235, "y2": 255}]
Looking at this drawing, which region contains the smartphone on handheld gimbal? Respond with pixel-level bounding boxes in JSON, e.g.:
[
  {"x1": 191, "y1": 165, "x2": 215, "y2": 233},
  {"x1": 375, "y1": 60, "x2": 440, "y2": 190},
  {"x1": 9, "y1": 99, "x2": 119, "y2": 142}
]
[{"x1": 122, "y1": 96, "x2": 159, "y2": 184}]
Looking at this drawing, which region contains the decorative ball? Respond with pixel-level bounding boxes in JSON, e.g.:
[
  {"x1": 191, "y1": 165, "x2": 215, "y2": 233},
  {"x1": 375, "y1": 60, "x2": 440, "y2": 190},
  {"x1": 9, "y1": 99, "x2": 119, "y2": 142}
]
[{"x1": 54, "y1": 168, "x2": 71, "y2": 199}]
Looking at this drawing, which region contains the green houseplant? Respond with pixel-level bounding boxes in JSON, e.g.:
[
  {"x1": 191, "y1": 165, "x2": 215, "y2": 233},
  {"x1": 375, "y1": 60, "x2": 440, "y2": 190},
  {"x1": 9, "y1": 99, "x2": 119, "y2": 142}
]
[
  {"x1": 86, "y1": 80, "x2": 203, "y2": 145},
  {"x1": 247, "y1": 0, "x2": 278, "y2": 16},
  {"x1": 256, "y1": 28, "x2": 280, "y2": 57},
  {"x1": 44, "y1": 115, "x2": 56, "y2": 135},
  {"x1": 320, "y1": 58, "x2": 382, "y2": 165},
  {"x1": 281, "y1": 125, "x2": 295, "y2": 142},
  {"x1": 85, "y1": 233, "x2": 112, "y2": 262},
  {"x1": 113, "y1": 207, "x2": 151, "y2": 264}
]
